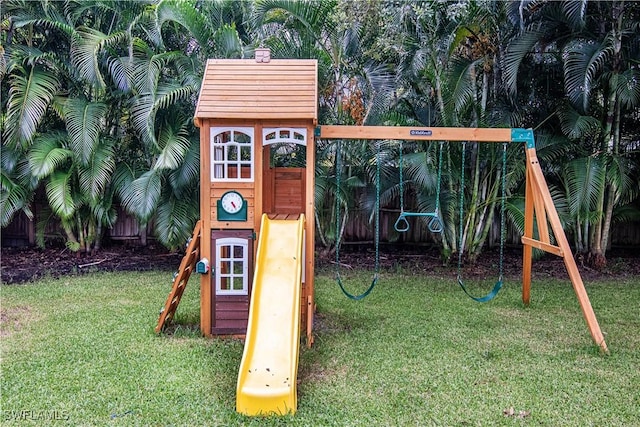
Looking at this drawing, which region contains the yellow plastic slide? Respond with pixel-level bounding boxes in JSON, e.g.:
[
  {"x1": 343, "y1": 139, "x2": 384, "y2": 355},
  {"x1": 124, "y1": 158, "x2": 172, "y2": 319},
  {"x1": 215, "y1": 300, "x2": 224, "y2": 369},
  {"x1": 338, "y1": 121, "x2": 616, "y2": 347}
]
[{"x1": 236, "y1": 214, "x2": 305, "y2": 416}]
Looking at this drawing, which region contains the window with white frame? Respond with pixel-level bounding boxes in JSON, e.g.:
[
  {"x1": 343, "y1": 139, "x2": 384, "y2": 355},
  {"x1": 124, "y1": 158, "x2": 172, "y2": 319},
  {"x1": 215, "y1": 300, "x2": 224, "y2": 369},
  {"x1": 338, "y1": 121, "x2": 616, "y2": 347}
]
[
  {"x1": 211, "y1": 127, "x2": 254, "y2": 181},
  {"x1": 263, "y1": 128, "x2": 307, "y2": 145},
  {"x1": 215, "y1": 237, "x2": 249, "y2": 295},
  {"x1": 263, "y1": 128, "x2": 307, "y2": 168}
]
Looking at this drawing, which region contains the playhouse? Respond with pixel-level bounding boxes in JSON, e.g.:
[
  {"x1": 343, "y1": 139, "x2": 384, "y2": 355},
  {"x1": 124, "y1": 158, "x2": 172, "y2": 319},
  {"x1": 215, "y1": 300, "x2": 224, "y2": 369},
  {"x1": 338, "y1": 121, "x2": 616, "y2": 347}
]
[{"x1": 192, "y1": 54, "x2": 317, "y2": 344}]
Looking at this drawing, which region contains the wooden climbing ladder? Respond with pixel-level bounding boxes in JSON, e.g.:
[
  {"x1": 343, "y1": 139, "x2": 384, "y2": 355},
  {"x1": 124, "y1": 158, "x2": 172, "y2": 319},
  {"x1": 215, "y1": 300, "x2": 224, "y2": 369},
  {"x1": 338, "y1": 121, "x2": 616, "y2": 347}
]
[{"x1": 155, "y1": 221, "x2": 202, "y2": 333}]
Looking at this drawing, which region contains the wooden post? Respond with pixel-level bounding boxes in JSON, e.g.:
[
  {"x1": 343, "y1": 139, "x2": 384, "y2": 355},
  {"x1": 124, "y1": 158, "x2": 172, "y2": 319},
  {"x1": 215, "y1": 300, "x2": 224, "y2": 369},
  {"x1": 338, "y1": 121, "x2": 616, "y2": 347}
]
[
  {"x1": 199, "y1": 120, "x2": 212, "y2": 336},
  {"x1": 522, "y1": 151, "x2": 534, "y2": 306},
  {"x1": 305, "y1": 123, "x2": 316, "y2": 347}
]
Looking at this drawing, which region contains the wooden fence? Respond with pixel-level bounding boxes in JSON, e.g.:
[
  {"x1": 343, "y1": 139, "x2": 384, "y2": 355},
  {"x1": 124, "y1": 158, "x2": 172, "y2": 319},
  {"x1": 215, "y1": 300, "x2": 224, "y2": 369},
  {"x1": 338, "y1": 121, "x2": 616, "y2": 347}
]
[{"x1": 3, "y1": 205, "x2": 640, "y2": 249}]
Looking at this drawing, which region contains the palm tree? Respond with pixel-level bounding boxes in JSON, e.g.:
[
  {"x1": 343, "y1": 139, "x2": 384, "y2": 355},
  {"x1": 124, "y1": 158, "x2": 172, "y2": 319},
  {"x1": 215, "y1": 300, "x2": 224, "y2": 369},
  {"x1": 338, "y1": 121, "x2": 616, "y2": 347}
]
[
  {"x1": 376, "y1": 0, "x2": 521, "y2": 263},
  {"x1": 1, "y1": 0, "x2": 124, "y2": 252},
  {"x1": 2, "y1": 0, "x2": 249, "y2": 251},
  {"x1": 503, "y1": 0, "x2": 640, "y2": 267},
  {"x1": 250, "y1": 0, "x2": 397, "y2": 254}
]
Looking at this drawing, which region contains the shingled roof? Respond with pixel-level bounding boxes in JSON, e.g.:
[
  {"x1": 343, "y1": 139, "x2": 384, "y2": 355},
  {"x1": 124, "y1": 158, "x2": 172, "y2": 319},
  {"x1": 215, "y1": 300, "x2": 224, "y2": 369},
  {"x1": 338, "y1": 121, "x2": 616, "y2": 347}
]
[{"x1": 194, "y1": 58, "x2": 318, "y2": 124}]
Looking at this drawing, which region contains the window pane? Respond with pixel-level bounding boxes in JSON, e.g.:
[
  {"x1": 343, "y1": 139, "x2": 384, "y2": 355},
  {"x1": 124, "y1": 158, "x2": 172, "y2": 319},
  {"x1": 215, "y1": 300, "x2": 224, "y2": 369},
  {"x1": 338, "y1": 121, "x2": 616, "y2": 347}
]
[
  {"x1": 228, "y1": 145, "x2": 238, "y2": 161},
  {"x1": 240, "y1": 146, "x2": 252, "y2": 161},
  {"x1": 220, "y1": 260, "x2": 230, "y2": 274},
  {"x1": 233, "y1": 261, "x2": 243, "y2": 275},
  {"x1": 234, "y1": 132, "x2": 251, "y2": 144}
]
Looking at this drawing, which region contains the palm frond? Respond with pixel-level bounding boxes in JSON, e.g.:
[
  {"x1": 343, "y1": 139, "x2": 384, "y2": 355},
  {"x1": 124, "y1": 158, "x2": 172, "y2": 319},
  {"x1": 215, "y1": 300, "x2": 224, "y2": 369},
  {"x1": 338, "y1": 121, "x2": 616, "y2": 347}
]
[
  {"x1": 106, "y1": 56, "x2": 133, "y2": 92},
  {"x1": 562, "y1": 0, "x2": 588, "y2": 30},
  {"x1": 27, "y1": 132, "x2": 73, "y2": 179},
  {"x1": 128, "y1": 94, "x2": 156, "y2": 148},
  {"x1": 252, "y1": 0, "x2": 336, "y2": 34},
  {"x1": 611, "y1": 203, "x2": 640, "y2": 225},
  {"x1": 557, "y1": 103, "x2": 601, "y2": 140},
  {"x1": 616, "y1": 69, "x2": 640, "y2": 109},
  {"x1": 563, "y1": 156, "x2": 606, "y2": 218},
  {"x1": 130, "y1": 49, "x2": 183, "y2": 95},
  {"x1": 155, "y1": 0, "x2": 213, "y2": 51},
  {"x1": 0, "y1": 173, "x2": 33, "y2": 227},
  {"x1": 607, "y1": 155, "x2": 638, "y2": 204},
  {"x1": 563, "y1": 35, "x2": 615, "y2": 112},
  {"x1": 71, "y1": 26, "x2": 128, "y2": 89},
  {"x1": 173, "y1": 55, "x2": 201, "y2": 89},
  {"x1": 502, "y1": 26, "x2": 549, "y2": 95},
  {"x1": 448, "y1": 57, "x2": 480, "y2": 115},
  {"x1": 214, "y1": 24, "x2": 244, "y2": 59},
  {"x1": 113, "y1": 162, "x2": 142, "y2": 200},
  {"x1": 168, "y1": 139, "x2": 200, "y2": 194},
  {"x1": 153, "y1": 190, "x2": 199, "y2": 250},
  {"x1": 9, "y1": 5, "x2": 75, "y2": 38},
  {"x1": 91, "y1": 189, "x2": 117, "y2": 229},
  {"x1": 360, "y1": 62, "x2": 396, "y2": 125},
  {"x1": 4, "y1": 65, "x2": 59, "y2": 149},
  {"x1": 153, "y1": 82, "x2": 198, "y2": 114},
  {"x1": 78, "y1": 140, "x2": 115, "y2": 202},
  {"x1": 120, "y1": 170, "x2": 162, "y2": 223},
  {"x1": 64, "y1": 98, "x2": 108, "y2": 166},
  {"x1": 154, "y1": 124, "x2": 190, "y2": 170},
  {"x1": 46, "y1": 170, "x2": 76, "y2": 220}
]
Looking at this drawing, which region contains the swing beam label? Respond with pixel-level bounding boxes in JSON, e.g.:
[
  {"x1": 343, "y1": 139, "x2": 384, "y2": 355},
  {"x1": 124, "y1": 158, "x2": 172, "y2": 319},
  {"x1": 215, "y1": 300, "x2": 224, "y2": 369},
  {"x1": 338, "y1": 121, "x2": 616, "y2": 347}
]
[{"x1": 410, "y1": 129, "x2": 432, "y2": 136}]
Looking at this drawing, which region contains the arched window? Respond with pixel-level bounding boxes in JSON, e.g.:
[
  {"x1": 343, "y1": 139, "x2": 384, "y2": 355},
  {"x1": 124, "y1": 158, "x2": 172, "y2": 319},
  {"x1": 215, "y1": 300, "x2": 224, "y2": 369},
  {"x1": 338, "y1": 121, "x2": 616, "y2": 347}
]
[{"x1": 263, "y1": 128, "x2": 307, "y2": 168}]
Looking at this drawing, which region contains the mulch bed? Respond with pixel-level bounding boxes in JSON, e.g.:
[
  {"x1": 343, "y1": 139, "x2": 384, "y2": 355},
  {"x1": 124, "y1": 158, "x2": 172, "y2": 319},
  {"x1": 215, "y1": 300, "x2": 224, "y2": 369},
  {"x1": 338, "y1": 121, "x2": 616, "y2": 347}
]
[{"x1": 2, "y1": 241, "x2": 639, "y2": 285}]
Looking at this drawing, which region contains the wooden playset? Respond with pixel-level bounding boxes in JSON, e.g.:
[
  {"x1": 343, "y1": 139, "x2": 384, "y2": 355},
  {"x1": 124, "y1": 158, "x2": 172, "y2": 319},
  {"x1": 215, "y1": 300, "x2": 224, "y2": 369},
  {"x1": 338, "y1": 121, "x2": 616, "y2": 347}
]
[{"x1": 155, "y1": 51, "x2": 608, "y2": 416}]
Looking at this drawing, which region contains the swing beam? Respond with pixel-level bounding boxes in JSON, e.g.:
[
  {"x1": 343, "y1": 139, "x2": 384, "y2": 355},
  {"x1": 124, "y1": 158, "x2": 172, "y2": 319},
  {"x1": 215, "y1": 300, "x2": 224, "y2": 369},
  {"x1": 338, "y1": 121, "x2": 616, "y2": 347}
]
[{"x1": 317, "y1": 125, "x2": 608, "y2": 353}]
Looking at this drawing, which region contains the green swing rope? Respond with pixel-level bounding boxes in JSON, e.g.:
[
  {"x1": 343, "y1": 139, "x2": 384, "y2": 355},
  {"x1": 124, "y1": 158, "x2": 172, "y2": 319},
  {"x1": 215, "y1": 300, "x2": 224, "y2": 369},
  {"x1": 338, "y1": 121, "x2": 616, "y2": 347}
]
[
  {"x1": 334, "y1": 139, "x2": 380, "y2": 300},
  {"x1": 394, "y1": 141, "x2": 444, "y2": 233},
  {"x1": 456, "y1": 142, "x2": 508, "y2": 303}
]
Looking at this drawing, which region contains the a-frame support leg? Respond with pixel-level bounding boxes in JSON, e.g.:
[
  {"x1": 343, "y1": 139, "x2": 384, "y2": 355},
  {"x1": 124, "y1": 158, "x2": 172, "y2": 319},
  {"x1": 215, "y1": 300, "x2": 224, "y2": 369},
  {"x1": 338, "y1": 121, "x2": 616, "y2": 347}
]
[{"x1": 521, "y1": 148, "x2": 608, "y2": 353}]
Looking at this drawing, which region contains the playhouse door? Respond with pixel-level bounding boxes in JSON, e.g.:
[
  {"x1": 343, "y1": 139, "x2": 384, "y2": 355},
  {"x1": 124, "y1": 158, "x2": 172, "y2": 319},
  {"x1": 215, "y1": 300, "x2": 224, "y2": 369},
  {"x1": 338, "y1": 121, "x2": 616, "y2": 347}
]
[
  {"x1": 262, "y1": 128, "x2": 307, "y2": 215},
  {"x1": 210, "y1": 230, "x2": 254, "y2": 335}
]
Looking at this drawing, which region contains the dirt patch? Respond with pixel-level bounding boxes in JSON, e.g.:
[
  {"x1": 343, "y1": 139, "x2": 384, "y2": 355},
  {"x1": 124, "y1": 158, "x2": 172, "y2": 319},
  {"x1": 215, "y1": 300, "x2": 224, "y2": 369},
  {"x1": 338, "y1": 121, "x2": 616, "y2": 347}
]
[
  {"x1": 2, "y1": 242, "x2": 639, "y2": 285},
  {"x1": 315, "y1": 244, "x2": 640, "y2": 283},
  {"x1": 0, "y1": 305, "x2": 35, "y2": 337},
  {"x1": 1, "y1": 243, "x2": 182, "y2": 284}
]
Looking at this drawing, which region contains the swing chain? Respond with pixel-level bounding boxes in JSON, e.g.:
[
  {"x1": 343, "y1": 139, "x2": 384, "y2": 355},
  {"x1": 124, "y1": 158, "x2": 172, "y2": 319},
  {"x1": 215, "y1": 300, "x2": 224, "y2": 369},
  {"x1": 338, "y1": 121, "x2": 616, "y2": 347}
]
[
  {"x1": 398, "y1": 141, "x2": 404, "y2": 215},
  {"x1": 334, "y1": 139, "x2": 380, "y2": 300},
  {"x1": 456, "y1": 141, "x2": 467, "y2": 277},
  {"x1": 433, "y1": 140, "x2": 444, "y2": 216},
  {"x1": 456, "y1": 142, "x2": 508, "y2": 303},
  {"x1": 498, "y1": 142, "x2": 508, "y2": 281}
]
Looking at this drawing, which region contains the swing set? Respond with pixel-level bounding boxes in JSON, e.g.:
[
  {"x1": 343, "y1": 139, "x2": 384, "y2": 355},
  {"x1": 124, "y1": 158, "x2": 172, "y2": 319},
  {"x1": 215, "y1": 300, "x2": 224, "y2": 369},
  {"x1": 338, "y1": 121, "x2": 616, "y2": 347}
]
[{"x1": 320, "y1": 125, "x2": 608, "y2": 353}]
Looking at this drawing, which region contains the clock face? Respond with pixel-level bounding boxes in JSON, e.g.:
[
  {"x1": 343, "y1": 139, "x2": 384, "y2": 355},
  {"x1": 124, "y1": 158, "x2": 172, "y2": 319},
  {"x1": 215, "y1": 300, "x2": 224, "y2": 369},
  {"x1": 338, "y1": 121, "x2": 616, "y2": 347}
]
[{"x1": 220, "y1": 191, "x2": 244, "y2": 214}]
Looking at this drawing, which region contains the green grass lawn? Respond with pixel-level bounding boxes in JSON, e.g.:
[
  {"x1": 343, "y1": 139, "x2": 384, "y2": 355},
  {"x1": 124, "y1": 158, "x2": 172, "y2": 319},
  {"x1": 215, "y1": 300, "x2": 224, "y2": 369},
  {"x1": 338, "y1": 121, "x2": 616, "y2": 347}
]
[{"x1": 1, "y1": 269, "x2": 639, "y2": 426}]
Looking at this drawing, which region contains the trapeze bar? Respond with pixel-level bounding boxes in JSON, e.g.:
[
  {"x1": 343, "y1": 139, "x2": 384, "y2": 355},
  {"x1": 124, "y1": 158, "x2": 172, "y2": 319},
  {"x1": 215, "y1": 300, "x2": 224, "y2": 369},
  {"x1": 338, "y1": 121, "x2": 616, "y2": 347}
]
[{"x1": 394, "y1": 212, "x2": 443, "y2": 233}]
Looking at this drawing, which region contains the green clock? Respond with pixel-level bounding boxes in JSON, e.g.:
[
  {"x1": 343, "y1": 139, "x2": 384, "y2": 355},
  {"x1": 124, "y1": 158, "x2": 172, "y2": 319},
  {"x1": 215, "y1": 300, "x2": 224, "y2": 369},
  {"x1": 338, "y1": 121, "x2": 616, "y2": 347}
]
[{"x1": 217, "y1": 190, "x2": 247, "y2": 221}]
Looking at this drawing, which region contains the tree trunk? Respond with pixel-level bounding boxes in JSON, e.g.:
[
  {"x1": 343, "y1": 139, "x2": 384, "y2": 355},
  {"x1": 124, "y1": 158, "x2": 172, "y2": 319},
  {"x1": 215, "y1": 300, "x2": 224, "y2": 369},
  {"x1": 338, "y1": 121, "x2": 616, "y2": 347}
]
[{"x1": 588, "y1": 1, "x2": 624, "y2": 269}]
